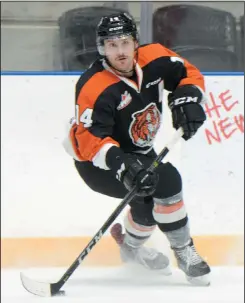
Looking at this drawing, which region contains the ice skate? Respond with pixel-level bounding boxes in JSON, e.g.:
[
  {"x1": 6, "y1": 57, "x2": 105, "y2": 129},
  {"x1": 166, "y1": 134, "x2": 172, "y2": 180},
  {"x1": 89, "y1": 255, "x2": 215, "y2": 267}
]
[
  {"x1": 173, "y1": 238, "x2": 211, "y2": 286},
  {"x1": 111, "y1": 223, "x2": 171, "y2": 275}
]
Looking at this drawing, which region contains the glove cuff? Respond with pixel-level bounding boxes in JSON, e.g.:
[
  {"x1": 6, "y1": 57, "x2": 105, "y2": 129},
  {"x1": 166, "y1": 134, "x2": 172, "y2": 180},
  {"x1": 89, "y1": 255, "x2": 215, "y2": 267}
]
[
  {"x1": 168, "y1": 85, "x2": 204, "y2": 110},
  {"x1": 106, "y1": 146, "x2": 131, "y2": 179}
]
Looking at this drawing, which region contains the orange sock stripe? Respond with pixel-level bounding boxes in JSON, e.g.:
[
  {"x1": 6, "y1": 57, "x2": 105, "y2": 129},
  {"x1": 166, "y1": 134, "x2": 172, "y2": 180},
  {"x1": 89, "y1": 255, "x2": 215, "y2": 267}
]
[
  {"x1": 154, "y1": 200, "x2": 184, "y2": 214},
  {"x1": 127, "y1": 211, "x2": 156, "y2": 232}
]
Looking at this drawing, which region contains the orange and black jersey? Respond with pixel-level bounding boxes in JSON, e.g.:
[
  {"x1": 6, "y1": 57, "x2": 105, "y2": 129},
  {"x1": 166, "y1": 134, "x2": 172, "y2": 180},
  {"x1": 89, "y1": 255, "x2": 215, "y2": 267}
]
[{"x1": 69, "y1": 43, "x2": 205, "y2": 168}]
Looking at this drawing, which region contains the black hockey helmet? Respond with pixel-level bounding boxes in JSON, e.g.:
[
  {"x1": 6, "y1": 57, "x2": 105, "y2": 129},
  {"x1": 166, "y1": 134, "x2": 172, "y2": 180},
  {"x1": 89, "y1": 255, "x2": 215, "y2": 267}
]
[{"x1": 96, "y1": 12, "x2": 139, "y2": 55}]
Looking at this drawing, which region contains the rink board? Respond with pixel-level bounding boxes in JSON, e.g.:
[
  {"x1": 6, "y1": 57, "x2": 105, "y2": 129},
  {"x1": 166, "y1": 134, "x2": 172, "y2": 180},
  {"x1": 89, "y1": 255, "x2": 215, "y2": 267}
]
[
  {"x1": 1, "y1": 74, "x2": 244, "y2": 268},
  {"x1": 1, "y1": 235, "x2": 244, "y2": 268}
]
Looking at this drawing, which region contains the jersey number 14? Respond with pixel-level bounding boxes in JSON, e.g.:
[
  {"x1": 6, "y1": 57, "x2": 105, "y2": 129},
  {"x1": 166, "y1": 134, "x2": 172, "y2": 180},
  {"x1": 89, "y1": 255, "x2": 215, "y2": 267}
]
[{"x1": 75, "y1": 105, "x2": 93, "y2": 128}]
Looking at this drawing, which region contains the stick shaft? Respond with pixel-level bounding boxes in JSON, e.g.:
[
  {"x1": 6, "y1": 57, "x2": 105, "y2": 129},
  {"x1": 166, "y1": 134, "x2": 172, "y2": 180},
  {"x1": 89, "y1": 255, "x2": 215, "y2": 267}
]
[{"x1": 51, "y1": 128, "x2": 183, "y2": 294}]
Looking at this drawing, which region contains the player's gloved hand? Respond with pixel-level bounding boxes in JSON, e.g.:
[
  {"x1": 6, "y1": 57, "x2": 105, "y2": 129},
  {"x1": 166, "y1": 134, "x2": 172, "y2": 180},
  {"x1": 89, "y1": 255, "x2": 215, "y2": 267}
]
[
  {"x1": 168, "y1": 85, "x2": 206, "y2": 140},
  {"x1": 105, "y1": 147, "x2": 158, "y2": 197},
  {"x1": 120, "y1": 158, "x2": 159, "y2": 197}
]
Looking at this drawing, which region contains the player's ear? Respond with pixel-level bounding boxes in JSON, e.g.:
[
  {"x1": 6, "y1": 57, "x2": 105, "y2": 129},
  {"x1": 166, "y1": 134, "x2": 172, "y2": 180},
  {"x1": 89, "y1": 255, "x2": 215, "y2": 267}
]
[{"x1": 134, "y1": 40, "x2": 139, "y2": 50}]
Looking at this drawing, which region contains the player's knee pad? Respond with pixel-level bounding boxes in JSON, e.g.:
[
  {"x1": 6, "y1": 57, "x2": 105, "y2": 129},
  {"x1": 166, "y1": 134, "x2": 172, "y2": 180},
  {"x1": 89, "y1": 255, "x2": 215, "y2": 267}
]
[
  {"x1": 153, "y1": 162, "x2": 182, "y2": 199},
  {"x1": 152, "y1": 192, "x2": 188, "y2": 232},
  {"x1": 124, "y1": 197, "x2": 157, "y2": 239}
]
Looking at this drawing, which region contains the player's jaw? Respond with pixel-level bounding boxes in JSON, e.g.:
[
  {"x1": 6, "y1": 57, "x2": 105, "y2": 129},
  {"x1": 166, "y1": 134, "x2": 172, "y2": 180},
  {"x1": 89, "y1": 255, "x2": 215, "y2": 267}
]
[
  {"x1": 113, "y1": 55, "x2": 134, "y2": 74},
  {"x1": 106, "y1": 53, "x2": 135, "y2": 77}
]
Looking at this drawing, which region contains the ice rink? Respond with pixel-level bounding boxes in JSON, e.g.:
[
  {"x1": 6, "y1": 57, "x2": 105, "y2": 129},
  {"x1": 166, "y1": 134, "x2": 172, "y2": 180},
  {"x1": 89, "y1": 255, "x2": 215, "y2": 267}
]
[{"x1": 2, "y1": 266, "x2": 244, "y2": 303}]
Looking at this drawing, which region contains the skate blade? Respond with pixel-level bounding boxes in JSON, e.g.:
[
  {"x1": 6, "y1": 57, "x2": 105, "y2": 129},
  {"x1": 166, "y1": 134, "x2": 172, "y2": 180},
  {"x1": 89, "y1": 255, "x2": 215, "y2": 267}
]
[{"x1": 186, "y1": 273, "x2": 210, "y2": 286}]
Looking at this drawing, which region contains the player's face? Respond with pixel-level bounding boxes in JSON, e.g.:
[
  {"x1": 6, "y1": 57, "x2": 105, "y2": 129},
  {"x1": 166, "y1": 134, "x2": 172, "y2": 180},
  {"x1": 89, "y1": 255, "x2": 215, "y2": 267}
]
[{"x1": 104, "y1": 36, "x2": 137, "y2": 74}]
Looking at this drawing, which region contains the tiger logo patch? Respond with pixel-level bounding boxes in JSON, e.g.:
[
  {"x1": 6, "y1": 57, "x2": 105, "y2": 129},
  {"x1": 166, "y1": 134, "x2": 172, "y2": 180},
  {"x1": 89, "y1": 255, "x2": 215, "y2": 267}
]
[{"x1": 129, "y1": 103, "x2": 161, "y2": 147}]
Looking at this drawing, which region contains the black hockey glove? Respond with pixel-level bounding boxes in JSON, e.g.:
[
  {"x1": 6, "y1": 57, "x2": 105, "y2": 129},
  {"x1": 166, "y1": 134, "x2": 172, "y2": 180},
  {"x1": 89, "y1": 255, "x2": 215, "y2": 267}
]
[
  {"x1": 120, "y1": 158, "x2": 159, "y2": 197},
  {"x1": 168, "y1": 85, "x2": 206, "y2": 140},
  {"x1": 106, "y1": 147, "x2": 159, "y2": 197}
]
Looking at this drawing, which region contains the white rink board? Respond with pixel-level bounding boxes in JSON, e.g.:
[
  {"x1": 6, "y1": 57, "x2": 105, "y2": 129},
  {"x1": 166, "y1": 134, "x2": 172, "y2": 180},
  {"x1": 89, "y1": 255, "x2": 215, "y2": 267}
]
[{"x1": 1, "y1": 75, "x2": 244, "y2": 237}]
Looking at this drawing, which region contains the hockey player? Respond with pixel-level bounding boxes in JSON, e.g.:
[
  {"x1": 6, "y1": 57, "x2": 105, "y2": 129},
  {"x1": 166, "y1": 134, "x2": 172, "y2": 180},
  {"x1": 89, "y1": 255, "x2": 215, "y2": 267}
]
[{"x1": 63, "y1": 12, "x2": 210, "y2": 285}]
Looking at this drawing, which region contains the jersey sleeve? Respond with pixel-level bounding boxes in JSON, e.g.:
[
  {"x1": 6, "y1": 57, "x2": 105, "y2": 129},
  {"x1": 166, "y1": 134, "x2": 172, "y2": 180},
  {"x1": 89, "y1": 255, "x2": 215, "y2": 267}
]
[
  {"x1": 138, "y1": 43, "x2": 205, "y2": 94},
  {"x1": 70, "y1": 79, "x2": 120, "y2": 168}
]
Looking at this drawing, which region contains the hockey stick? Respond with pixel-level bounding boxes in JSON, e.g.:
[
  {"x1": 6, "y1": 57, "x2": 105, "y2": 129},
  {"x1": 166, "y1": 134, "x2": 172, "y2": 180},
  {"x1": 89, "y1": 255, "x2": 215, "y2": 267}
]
[{"x1": 20, "y1": 127, "x2": 184, "y2": 297}]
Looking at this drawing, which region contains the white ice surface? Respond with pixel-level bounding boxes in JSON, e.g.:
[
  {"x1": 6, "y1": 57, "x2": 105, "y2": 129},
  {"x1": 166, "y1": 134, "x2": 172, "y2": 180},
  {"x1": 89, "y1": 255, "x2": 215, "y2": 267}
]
[{"x1": 2, "y1": 266, "x2": 244, "y2": 303}]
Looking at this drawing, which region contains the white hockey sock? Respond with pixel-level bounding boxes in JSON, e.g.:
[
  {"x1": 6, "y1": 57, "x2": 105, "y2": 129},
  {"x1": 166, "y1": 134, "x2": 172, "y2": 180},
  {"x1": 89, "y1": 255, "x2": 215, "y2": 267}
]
[{"x1": 124, "y1": 210, "x2": 156, "y2": 248}]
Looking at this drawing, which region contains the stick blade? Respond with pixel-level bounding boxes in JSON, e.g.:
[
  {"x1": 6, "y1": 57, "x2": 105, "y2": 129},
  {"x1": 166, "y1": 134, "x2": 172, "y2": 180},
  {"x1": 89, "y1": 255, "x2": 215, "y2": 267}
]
[{"x1": 20, "y1": 272, "x2": 52, "y2": 297}]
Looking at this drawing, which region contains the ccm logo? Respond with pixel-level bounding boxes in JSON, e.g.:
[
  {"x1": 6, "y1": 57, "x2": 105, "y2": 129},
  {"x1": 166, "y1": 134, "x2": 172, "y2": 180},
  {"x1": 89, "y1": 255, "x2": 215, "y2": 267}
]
[
  {"x1": 173, "y1": 96, "x2": 198, "y2": 106},
  {"x1": 109, "y1": 26, "x2": 123, "y2": 31},
  {"x1": 146, "y1": 77, "x2": 161, "y2": 88}
]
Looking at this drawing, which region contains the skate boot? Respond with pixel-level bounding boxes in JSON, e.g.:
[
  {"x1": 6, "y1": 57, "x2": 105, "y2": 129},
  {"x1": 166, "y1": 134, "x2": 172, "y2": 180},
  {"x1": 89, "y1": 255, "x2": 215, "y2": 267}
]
[
  {"x1": 111, "y1": 223, "x2": 171, "y2": 275},
  {"x1": 172, "y1": 238, "x2": 211, "y2": 286}
]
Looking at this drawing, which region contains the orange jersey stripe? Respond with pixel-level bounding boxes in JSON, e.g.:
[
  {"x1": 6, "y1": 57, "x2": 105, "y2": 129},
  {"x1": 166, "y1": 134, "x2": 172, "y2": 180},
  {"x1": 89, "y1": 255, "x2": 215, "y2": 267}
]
[
  {"x1": 137, "y1": 43, "x2": 170, "y2": 68},
  {"x1": 137, "y1": 43, "x2": 205, "y2": 91},
  {"x1": 70, "y1": 124, "x2": 119, "y2": 162},
  {"x1": 73, "y1": 69, "x2": 120, "y2": 161},
  {"x1": 77, "y1": 69, "x2": 120, "y2": 107}
]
